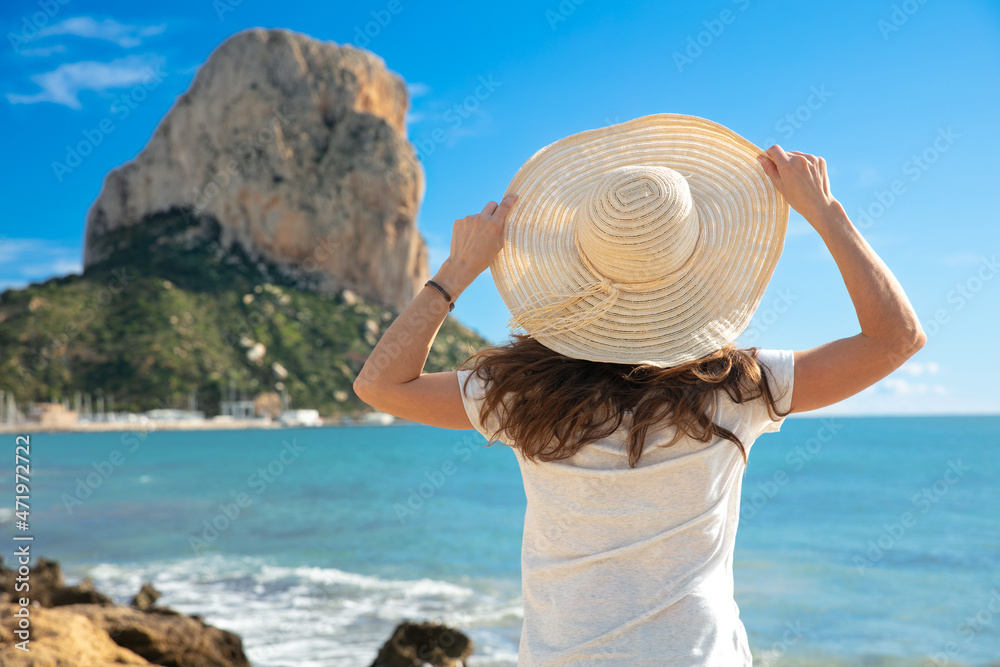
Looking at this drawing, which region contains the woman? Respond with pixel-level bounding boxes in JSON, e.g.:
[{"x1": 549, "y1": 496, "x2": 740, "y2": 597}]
[{"x1": 354, "y1": 115, "x2": 925, "y2": 666}]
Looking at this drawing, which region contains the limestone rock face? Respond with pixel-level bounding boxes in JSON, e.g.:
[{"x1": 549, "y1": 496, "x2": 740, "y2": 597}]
[{"x1": 83, "y1": 28, "x2": 427, "y2": 310}]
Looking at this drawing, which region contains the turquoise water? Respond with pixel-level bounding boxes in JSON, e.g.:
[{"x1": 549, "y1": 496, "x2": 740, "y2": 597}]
[{"x1": 2, "y1": 417, "x2": 998, "y2": 665}]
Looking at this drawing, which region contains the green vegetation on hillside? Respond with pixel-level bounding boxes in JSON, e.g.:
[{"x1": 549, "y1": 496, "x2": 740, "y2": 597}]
[{"x1": 0, "y1": 210, "x2": 493, "y2": 417}]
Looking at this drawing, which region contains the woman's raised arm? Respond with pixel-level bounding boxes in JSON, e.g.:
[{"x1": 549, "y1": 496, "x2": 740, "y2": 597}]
[
  {"x1": 352, "y1": 194, "x2": 518, "y2": 428},
  {"x1": 757, "y1": 146, "x2": 926, "y2": 413}
]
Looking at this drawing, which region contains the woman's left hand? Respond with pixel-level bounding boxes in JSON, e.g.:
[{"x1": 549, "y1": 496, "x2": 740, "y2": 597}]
[{"x1": 435, "y1": 193, "x2": 518, "y2": 297}]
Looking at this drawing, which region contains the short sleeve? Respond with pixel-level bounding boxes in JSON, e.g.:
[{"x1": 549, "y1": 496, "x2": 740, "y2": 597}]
[
  {"x1": 748, "y1": 349, "x2": 795, "y2": 436},
  {"x1": 456, "y1": 369, "x2": 507, "y2": 443}
]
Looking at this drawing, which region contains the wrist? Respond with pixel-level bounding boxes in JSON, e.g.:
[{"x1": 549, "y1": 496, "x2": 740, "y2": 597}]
[
  {"x1": 432, "y1": 259, "x2": 477, "y2": 300},
  {"x1": 807, "y1": 199, "x2": 849, "y2": 235}
]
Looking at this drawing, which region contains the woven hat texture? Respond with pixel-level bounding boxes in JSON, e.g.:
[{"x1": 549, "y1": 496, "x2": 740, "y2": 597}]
[{"x1": 491, "y1": 113, "x2": 788, "y2": 368}]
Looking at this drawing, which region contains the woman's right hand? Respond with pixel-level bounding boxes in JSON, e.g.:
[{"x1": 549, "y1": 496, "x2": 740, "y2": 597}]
[
  {"x1": 758, "y1": 146, "x2": 927, "y2": 415},
  {"x1": 757, "y1": 145, "x2": 840, "y2": 226}
]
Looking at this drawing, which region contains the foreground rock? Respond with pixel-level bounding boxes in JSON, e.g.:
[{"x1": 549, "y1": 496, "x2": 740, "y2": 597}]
[
  {"x1": 69, "y1": 604, "x2": 249, "y2": 667},
  {"x1": 83, "y1": 27, "x2": 427, "y2": 311},
  {"x1": 0, "y1": 604, "x2": 150, "y2": 666},
  {"x1": 0, "y1": 558, "x2": 248, "y2": 667},
  {"x1": 131, "y1": 582, "x2": 162, "y2": 611},
  {"x1": 370, "y1": 621, "x2": 474, "y2": 667},
  {"x1": 0, "y1": 557, "x2": 113, "y2": 608}
]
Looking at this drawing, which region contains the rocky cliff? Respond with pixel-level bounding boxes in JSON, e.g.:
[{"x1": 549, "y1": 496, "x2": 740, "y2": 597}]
[{"x1": 83, "y1": 28, "x2": 426, "y2": 311}]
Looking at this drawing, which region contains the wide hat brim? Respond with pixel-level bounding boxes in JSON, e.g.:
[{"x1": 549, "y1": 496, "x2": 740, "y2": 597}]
[{"x1": 490, "y1": 113, "x2": 789, "y2": 368}]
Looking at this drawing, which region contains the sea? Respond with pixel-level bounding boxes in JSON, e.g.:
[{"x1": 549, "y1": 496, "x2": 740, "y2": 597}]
[{"x1": 2, "y1": 416, "x2": 998, "y2": 666}]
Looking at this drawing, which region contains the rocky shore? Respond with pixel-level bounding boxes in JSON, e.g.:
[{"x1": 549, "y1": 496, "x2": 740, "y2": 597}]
[
  {"x1": 0, "y1": 557, "x2": 474, "y2": 666},
  {"x1": 0, "y1": 557, "x2": 249, "y2": 666}
]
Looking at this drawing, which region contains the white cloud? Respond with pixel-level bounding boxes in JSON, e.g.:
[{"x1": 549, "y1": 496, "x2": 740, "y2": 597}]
[
  {"x1": 426, "y1": 244, "x2": 450, "y2": 273},
  {"x1": 0, "y1": 239, "x2": 82, "y2": 287},
  {"x1": 0, "y1": 280, "x2": 28, "y2": 293},
  {"x1": 855, "y1": 164, "x2": 881, "y2": 188},
  {"x1": 6, "y1": 54, "x2": 163, "y2": 108},
  {"x1": 943, "y1": 252, "x2": 984, "y2": 267},
  {"x1": 20, "y1": 45, "x2": 67, "y2": 57},
  {"x1": 807, "y1": 386, "x2": 962, "y2": 416},
  {"x1": 443, "y1": 109, "x2": 495, "y2": 147},
  {"x1": 785, "y1": 219, "x2": 812, "y2": 237},
  {"x1": 407, "y1": 82, "x2": 431, "y2": 98},
  {"x1": 809, "y1": 375, "x2": 952, "y2": 414},
  {"x1": 802, "y1": 346, "x2": 998, "y2": 413},
  {"x1": 866, "y1": 376, "x2": 947, "y2": 397},
  {"x1": 37, "y1": 17, "x2": 166, "y2": 48},
  {"x1": 851, "y1": 361, "x2": 943, "y2": 397},
  {"x1": 0, "y1": 239, "x2": 41, "y2": 264},
  {"x1": 21, "y1": 257, "x2": 82, "y2": 278},
  {"x1": 882, "y1": 378, "x2": 911, "y2": 394},
  {"x1": 898, "y1": 360, "x2": 940, "y2": 376}
]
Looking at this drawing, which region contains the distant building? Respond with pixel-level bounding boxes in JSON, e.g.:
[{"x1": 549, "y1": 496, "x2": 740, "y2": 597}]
[
  {"x1": 254, "y1": 392, "x2": 282, "y2": 419},
  {"x1": 219, "y1": 378, "x2": 265, "y2": 420},
  {"x1": 360, "y1": 411, "x2": 395, "y2": 426},
  {"x1": 145, "y1": 409, "x2": 205, "y2": 421},
  {"x1": 27, "y1": 403, "x2": 78, "y2": 428},
  {"x1": 279, "y1": 409, "x2": 322, "y2": 427},
  {"x1": 219, "y1": 400, "x2": 255, "y2": 419}
]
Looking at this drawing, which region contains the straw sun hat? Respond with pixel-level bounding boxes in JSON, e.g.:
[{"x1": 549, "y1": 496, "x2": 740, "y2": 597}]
[{"x1": 491, "y1": 113, "x2": 789, "y2": 368}]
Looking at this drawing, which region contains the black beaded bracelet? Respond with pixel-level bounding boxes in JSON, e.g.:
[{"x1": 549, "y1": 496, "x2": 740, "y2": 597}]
[{"x1": 424, "y1": 280, "x2": 455, "y2": 311}]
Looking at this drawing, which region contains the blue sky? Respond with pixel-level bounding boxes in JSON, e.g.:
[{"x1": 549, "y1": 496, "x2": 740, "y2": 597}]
[{"x1": 1, "y1": 0, "x2": 998, "y2": 415}]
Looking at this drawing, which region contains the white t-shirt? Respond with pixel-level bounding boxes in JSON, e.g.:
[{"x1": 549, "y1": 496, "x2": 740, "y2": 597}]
[{"x1": 457, "y1": 348, "x2": 795, "y2": 667}]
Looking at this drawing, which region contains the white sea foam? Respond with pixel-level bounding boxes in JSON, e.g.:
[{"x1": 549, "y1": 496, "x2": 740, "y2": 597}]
[{"x1": 78, "y1": 555, "x2": 522, "y2": 667}]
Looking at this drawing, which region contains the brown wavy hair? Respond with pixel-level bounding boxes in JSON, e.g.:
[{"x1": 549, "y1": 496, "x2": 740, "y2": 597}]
[{"x1": 459, "y1": 335, "x2": 789, "y2": 468}]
